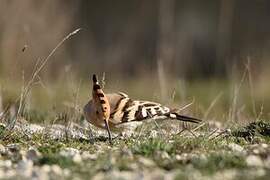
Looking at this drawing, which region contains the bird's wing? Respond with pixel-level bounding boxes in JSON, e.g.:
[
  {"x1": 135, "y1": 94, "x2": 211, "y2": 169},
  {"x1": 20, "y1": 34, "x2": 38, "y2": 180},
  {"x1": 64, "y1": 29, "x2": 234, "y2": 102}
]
[
  {"x1": 106, "y1": 93, "x2": 202, "y2": 124},
  {"x1": 106, "y1": 93, "x2": 170, "y2": 124}
]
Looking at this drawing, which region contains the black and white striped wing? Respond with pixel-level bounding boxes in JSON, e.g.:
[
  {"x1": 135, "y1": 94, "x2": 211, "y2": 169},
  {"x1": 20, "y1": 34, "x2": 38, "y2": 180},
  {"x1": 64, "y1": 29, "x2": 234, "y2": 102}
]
[{"x1": 110, "y1": 98, "x2": 170, "y2": 123}]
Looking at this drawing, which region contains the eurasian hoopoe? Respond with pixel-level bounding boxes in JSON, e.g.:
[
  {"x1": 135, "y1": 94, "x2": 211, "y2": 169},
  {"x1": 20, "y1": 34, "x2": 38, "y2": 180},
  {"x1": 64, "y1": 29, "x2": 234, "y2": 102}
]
[
  {"x1": 89, "y1": 74, "x2": 112, "y2": 143},
  {"x1": 84, "y1": 74, "x2": 202, "y2": 143}
]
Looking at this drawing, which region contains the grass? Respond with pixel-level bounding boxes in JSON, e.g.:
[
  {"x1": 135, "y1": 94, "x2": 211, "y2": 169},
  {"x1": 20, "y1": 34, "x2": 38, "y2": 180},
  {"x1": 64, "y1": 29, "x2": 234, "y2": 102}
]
[
  {"x1": 132, "y1": 137, "x2": 174, "y2": 156},
  {"x1": 0, "y1": 72, "x2": 269, "y2": 179},
  {"x1": 231, "y1": 120, "x2": 270, "y2": 139},
  {"x1": 0, "y1": 119, "x2": 269, "y2": 179}
]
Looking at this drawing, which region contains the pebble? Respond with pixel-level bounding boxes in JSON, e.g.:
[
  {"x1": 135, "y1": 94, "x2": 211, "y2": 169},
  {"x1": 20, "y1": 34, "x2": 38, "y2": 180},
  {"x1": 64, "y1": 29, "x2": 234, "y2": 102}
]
[
  {"x1": 51, "y1": 165, "x2": 62, "y2": 176},
  {"x1": 138, "y1": 157, "x2": 156, "y2": 167},
  {"x1": 73, "y1": 153, "x2": 82, "y2": 163},
  {"x1": 0, "y1": 160, "x2": 12, "y2": 168},
  {"x1": 212, "y1": 169, "x2": 237, "y2": 180},
  {"x1": 6, "y1": 144, "x2": 20, "y2": 153},
  {"x1": 41, "y1": 165, "x2": 51, "y2": 173},
  {"x1": 228, "y1": 143, "x2": 244, "y2": 154},
  {"x1": 246, "y1": 155, "x2": 264, "y2": 167},
  {"x1": 93, "y1": 170, "x2": 143, "y2": 180},
  {"x1": 3, "y1": 169, "x2": 16, "y2": 178},
  {"x1": 150, "y1": 130, "x2": 158, "y2": 138},
  {"x1": 16, "y1": 159, "x2": 33, "y2": 177},
  {"x1": 26, "y1": 148, "x2": 40, "y2": 162},
  {"x1": 155, "y1": 151, "x2": 170, "y2": 159},
  {"x1": 255, "y1": 168, "x2": 266, "y2": 177},
  {"x1": 32, "y1": 167, "x2": 49, "y2": 180},
  {"x1": 142, "y1": 169, "x2": 166, "y2": 180},
  {"x1": 261, "y1": 143, "x2": 268, "y2": 148},
  {"x1": 264, "y1": 156, "x2": 270, "y2": 168},
  {"x1": 60, "y1": 147, "x2": 80, "y2": 157},
  {"x1": 81, "y1": 151, "x2": 97, "y2": 160},
  {"x1": 63, "y1": 168, "x2": 71, "y2": 177},
  {"x1": 121, "y1": 148, "x2": 133, "y2": 158},
  {"x1": 253, "y1": 149, "x2": 260, "y2": 154},
  {"x1": 175, "y1": 154, "x2": 182, "y2": 161},
  {"x1": 0, "y1": 144, "x2": 6, "y2": 155}
]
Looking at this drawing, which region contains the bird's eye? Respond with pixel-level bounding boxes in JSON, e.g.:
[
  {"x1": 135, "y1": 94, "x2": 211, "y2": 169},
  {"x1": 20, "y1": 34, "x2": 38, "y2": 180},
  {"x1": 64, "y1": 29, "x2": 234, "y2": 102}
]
[
  {"x1": 104, "y1": 107, "x2": 107, "y2": 109},
  {"x1": 96, "y1": 111, "x2": 99, "y2": 115}
]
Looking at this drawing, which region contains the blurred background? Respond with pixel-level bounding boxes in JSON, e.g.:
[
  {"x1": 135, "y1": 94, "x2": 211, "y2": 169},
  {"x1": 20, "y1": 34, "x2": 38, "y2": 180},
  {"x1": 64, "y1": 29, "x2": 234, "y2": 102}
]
[{"x1": 0, "y1": 0, "x2": 269, "y2": 123}]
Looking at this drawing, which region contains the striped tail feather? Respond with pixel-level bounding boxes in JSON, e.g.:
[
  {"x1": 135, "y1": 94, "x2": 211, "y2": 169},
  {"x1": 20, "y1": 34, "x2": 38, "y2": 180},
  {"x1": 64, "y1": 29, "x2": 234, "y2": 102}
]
[{"x1": 166, "y1": 112, "x2": 202, "y2": 124}]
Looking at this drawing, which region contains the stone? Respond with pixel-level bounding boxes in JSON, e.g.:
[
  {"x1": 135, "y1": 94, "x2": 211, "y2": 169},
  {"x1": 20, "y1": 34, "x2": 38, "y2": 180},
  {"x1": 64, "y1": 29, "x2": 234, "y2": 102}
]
[
  {"x1": 0, "y1": 160, "x2": 12, "y2": 168},
  {"x1": 73, "y1": 153, "x2": 82, "y2": 163},
  {"x1": 63, "y1": 168, "x2": 71, "y2": 177},
  {"x1": 51, "y1": 165, "x2": 62, "y2": 176},
  {"x1": 253, "y1": 149, "x2": 260, "y2": 154},
  {"x1": 59, "y1": 147, "x2": 80, "y2": 157},
  {"x1": 6, "y1": 144, "x2": 20, "y2": 153},
  {"x1": 0, "y1": 144, "x2": 6, "y2": 155},
  {"x1": 81, "y1": 151, "x2": 97, "y2": 160},
  {"x1": 150, "y1": 130, "x2": 158, "y2": 138},
  {"x1": 4, "y1": 169, "x2": 16, "y2": 178},
  {"x1": 17, "y1": 159, "x2": 34, "y2": 177},
  {"x1": 138, "y1": 157, "x2": 156, "y2": 167},
  {"x1": 26, "y1": 148, "x2": 40, "y2": 162},
  {"x1": 41, "y1": 165, "x2": 51, "y2": 173},
  {"x1": 246, "y1": 155, "x2": 264, "y2": 167},
  {"x1": 265, "y1": 156, "x2": 270, "y2": 168},
  {"x1": 261, "y1": 143, "x2": 268, "y2": 148},
  {"x1": 32, "y1": 167, "x2": 49, "y2": 180},
  {"x1": 228, "y1": 143, "x2": 244, "y2": 154},
  {"x1": 155, "y1": 151, "x2": 170, "y2": 160}
]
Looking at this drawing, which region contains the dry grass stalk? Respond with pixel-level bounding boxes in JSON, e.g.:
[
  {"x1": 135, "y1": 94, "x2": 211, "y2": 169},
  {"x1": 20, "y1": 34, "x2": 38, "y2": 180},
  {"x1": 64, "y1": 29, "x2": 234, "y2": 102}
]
[
  {"x1": 178, "y1": 98, "x2": 195, "y2": 112},
  {"x1": 204, "y1": 92, "x2": 223, "y2": 120},
  {"x1": 245, "y1": 57, "x2": 257, "y2": 118},
  {"x1": 101, "y1": 72, "x2": 106, "y2": 88},
  {"x1": 0, "y1": 85, "x2": 3, "y2": 114},
  {"x1": 157, "y1": 59, "x2": 167, "y2": 102},
  {"x1": 229, "y1": 65, "x2": 247, "y2": 123},
  {"x1": 15, "y1": 28, "x2": 81, "y2": 126}
]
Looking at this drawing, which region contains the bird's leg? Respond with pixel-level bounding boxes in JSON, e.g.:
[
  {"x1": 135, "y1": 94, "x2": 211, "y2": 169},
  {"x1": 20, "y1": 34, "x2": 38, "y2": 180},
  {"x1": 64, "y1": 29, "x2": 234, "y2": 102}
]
[
  {"x1": 88, "y1": 125, "x2": 95, "y2": 144},
  {"x1": 104, "y1": 119, "x2": 112, "y2": 144}
]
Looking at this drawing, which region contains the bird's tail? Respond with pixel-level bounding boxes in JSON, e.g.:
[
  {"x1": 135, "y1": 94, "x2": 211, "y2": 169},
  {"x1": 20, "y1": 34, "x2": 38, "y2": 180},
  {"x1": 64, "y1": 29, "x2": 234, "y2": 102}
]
[
  {"x1": 165, "y1": 112, "x2": 202, "y2": 123},
  {"x1": 92, "y1": 74, "x2": 99, "y2": 85},
  {"x1": 92, "y1": 74, "x2": 103, "y2": 97}
]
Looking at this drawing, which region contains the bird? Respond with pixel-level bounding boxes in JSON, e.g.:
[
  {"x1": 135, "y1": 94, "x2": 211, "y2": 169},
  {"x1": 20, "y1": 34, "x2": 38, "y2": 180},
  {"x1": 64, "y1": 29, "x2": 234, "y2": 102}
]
[{"x1": 84, "y1": 74, "x2": 202, "y2": 143}]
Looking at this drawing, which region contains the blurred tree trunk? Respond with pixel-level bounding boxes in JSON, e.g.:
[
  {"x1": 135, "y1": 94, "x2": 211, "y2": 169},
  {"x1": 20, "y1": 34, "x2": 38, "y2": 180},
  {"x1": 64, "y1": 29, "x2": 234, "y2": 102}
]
[
  {"x1": 217, "y1": 0, "x2": 234, "y2": 75},
  {"x1": 157, "y1": 0, "x2": 175, "y2": 102},
  {"x1": 0, "y1": 86, "x2": 2, "y2": 113}
]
